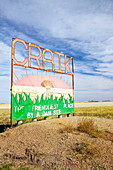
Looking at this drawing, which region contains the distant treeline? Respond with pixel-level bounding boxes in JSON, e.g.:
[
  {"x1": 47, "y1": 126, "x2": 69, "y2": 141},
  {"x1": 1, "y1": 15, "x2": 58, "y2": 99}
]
[{"x1": 88, "y1": 100, "x2": 112, "y2": 102}]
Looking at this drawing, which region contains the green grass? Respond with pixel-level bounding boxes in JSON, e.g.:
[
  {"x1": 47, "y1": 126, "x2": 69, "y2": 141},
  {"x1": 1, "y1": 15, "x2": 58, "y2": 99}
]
[
  {"x1": 0, "y1": 163, "x2": 36, "y2": 170},
  {"x1": 0, "y1": 163, "x2": 40, "y2": 170},
  {"x1": 0, "y1": 163, "x2": 13, "y2": 170},
  {"x1": 18, "y1": 167, "x2": 33, "y2": 170}
]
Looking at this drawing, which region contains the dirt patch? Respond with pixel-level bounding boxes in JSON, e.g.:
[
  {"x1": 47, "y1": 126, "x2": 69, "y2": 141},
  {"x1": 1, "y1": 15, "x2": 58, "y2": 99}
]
[{"x1": 0, "y1": 116, "x2": 113, "y2": 169}]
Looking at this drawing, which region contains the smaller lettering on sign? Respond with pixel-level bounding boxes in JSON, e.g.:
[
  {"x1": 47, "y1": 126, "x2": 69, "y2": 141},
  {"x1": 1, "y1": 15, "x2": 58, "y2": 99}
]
[
  {"x1": 53, "y1": 109, "x2": 61, "y2": 115},
  {"x1": 27, "y1": 112, "x2": 33, "y2": 118}
]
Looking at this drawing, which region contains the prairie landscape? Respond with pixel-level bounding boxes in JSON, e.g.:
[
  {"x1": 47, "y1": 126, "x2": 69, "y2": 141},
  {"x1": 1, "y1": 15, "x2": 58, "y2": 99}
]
[
  {"x1": 0, "y1": 102, "x2": 113, "y2": 125},
  {"x1": 0, "y1": 102, "x2": 113, "y2": 169}
]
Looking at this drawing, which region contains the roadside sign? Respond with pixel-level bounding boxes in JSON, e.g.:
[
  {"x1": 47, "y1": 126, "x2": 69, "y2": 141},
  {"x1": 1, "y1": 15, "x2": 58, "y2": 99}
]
[{"x1": 11, "y1": 38, "x2": 74, "y2": 126}]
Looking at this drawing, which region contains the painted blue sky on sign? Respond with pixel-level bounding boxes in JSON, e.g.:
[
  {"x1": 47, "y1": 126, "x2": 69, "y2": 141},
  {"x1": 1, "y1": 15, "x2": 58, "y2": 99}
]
[{"x1": 0, "y1": 0, "x2": 113, "y2": 103}]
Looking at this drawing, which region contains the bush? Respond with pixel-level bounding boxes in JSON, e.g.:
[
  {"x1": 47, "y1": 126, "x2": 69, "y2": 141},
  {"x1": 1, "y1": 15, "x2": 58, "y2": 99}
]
[
  {"x1": 57, "y1": 120, "x2": 76, "y2": 133},
  {"x1": 77, "y1": 118, "x2": 98, "y2": 137},
  {"x1": 61, "y1": 124, "x2": 76, "y2": 133},
  {"x1": 0, "y1": 163, "x2": 13, "y2": 170},
  {"x1": 72, "y1": 142, "x2": 101, "y2": 157}
]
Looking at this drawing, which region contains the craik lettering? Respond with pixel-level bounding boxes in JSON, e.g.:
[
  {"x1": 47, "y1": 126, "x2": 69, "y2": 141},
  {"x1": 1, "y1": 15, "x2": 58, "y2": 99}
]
[{"x1": 12, "y1": 38, "x2": 73, "y2": 74}]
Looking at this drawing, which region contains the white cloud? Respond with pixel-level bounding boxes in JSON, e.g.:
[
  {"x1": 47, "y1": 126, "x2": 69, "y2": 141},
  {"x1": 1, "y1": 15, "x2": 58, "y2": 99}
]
[
  {"x1": 75, "y1": 91, "x2": 113, "y2": 101},
  {"x1": 75, "y1": 73, "x2": 113, "y2": 91},
  {"x1": 75, "y1": 73, "x2": 113, "y2": 101},
  {"x1": 0, "y1": 0, "x2": 113, "y2": 102},
  {"x1": 0, "y1": 41, "x2": 11, "y2": 64},
  {"x1": 97, "y1": 63, "x2": 113, "y2": 77},
  {"x1": 0, "y1": 76, "x2": 10, "y2": 103},
  {"x1": 1, "y1": 0, "x2": 113, "y2": 42}
]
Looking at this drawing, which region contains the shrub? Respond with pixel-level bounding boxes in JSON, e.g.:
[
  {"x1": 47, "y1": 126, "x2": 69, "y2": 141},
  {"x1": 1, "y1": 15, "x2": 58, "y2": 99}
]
[
  {"x1": 62, "y1": 124, "x2": 76, "y2": 133},
  {"x1": 72, "y1": 142, "x2": 101, "y2": 157},
  {"x1": 0, "y1": 163, "x2": 13, "y2": 170},
  {"x1": 57, "y1": 120, "x2": 75, "y2": 133},
  {"x1": 77, "y1": 118, "x2": 98, "y2": 137}
]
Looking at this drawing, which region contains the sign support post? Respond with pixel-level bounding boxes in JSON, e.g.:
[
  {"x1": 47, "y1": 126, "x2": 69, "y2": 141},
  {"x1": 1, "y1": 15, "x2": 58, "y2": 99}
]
[
  {"x1": 72, "y1": 57, "x2": 74, "y2": 116},
  {"x1": 11, "y1": 39, "x2": 14, "y2": 128},
  {"x1": 72, "y1": 57, "x2": 74, "y2": 98}
]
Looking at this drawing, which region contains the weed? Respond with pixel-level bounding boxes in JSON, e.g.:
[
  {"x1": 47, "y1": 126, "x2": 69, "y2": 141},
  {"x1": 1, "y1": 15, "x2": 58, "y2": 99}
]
[
  {"x1": 0, "y1": 163, "x2": 14, "y2": 170},
  {"x1": 57, "y1": 120, "x2": 75, "y2": 133},
  {"x1": 77, "y1": 118, "x2": 113, "y2": 141},
  {"x1": 72, "y1": 141, "x2": 101, "y2": 158},
  {"x1": 85, "y1": 144, "x2": 101, "y2": 157},
  {"x1": 105, "y1": 130, "x2": 110, "y2": 133},
  {"x1": 77, "y1": 118, "x2": 98, "y2": 137},
  {"x1": 62, "y1": 124, "x2": 75, "y2": 133},
  {"x1": 0, "y1": 164, "x2": 35, "y2": 170},
  {"x1": 18, "y1": 167, "x2": 33, "y2": 170}
]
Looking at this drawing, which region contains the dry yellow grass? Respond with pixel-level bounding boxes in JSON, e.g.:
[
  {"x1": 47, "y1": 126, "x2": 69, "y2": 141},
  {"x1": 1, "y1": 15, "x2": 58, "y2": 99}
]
[
  {"x1": 77, "y1": 118, "x2": 98, "y2": 136},
  {"x1": 57, "y1": 119, "x2": 104, "y2": 157},
  {"x1": 75, "y1": 106, "x2": 113, "y2": 119},
  {"x1": 0, "y1": 109, "x2": 10, "y2": 125},
  {"x1": 0, "y1": 105, "x2": 113, "y2": 126},
  {"x1": 72, "y1": 141, "x2": 102, "y2": 158},
  {"x1": 56, "y1": 119, "x2": 76, "y2": 133},
  {"x1": 57, "y1": 118, "x2": 113, "y2": 142},
  {"x1": 77, "y1": 118, "x2": 113, "y2": 142},
  {"x1": 58, "y1": 118, "x2": 100, "y2": 138}
]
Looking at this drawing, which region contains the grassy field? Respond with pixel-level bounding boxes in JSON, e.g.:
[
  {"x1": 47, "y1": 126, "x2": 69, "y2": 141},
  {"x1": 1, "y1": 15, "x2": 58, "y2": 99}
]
[
  {"x1": 0, "y1": 109, "x2": 10, "y2": 125},
  {"x1": 74, "y1": 106, "x2": 113, "y2": 119},
  {"x1": 0, "y1": 106, "x2": 113, "y2": 125}
]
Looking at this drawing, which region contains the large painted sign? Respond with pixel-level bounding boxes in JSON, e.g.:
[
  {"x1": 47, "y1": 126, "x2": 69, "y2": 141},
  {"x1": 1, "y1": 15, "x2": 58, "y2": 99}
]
[
  {"x1": 11, "y1": 38, "x2": 74, "y2": 125},
  {"x1": 12, "y1": 86, "x2": 74, "y2": 120}
]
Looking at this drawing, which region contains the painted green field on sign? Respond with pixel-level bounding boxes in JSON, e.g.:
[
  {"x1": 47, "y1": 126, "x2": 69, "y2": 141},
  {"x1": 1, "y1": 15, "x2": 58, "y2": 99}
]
[{"x1": 12, "y1": 93, "x2": 74, "y2": 121}]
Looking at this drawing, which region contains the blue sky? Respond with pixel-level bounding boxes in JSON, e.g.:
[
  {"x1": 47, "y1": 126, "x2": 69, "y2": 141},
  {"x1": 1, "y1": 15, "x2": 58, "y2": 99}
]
[{"x1": 0, "y1": 0, "x2": 113, "y2": 103}]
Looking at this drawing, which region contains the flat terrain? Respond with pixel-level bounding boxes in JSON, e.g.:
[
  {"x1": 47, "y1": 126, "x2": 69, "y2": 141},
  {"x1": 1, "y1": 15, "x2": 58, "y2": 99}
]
[
  {"x1": 0, "y1": 104, "x2": 113, "y2": 125},
  {"x1": 0, "y1": 116, "x2": 113, "y2": 169},
  {"x1": 1, "y1": 101, "x2": 113, "y2": 109},
  {"x1": 75, "y1": 101, "x2": 113, "y2": 107},
  {"x1": 0, "y1": 104, "x2": 10, "y2": 109}
]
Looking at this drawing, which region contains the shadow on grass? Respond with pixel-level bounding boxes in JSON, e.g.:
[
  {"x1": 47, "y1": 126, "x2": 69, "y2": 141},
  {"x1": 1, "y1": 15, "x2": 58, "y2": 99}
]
[
  {"x1": 0, "y1": 124, "x2": 17, "y2": 133},
  {"x1": 0, "y1": 125, "x2": 11, "y2": 133}
]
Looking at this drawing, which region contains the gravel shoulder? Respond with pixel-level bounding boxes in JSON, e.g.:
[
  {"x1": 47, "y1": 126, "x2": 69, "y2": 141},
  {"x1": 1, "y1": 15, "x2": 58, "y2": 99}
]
[{"x1": 0, "y1": 116, "x2": 113, "y2": 169}]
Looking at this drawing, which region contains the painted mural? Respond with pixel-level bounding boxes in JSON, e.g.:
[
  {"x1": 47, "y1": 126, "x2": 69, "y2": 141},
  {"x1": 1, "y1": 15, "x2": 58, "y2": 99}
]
[{"x1": 12, "y1": 75, "x2": 74, "y2": 121}]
